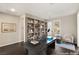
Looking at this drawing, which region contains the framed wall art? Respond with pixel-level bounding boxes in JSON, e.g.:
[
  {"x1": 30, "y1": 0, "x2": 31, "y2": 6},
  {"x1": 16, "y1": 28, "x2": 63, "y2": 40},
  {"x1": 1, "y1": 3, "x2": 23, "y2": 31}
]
[
  {"x1": 52, "y1": 20, "x2": 61, "y2": 36},
  {"x1": 1, "y1": 23, "x2": 16, "y2": 33}
]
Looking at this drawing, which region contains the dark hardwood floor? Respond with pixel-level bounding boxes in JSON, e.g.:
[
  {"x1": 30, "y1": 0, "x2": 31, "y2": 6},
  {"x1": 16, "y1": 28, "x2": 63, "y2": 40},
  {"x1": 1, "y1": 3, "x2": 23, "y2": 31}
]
[
  {"x1": 0, "y1": 41, "x2": 78, "y2": 55},
  {"x1": 0, "y1": 41, "x2": 54, "y2": 55},
  {"x1": 0, "y1": 42, "x2": 27, "y2": 55}
]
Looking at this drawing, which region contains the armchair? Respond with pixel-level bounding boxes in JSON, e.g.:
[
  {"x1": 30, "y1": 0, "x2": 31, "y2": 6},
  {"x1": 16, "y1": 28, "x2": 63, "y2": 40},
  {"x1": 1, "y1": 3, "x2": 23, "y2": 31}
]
[{"x1": 63, "y1": 34, "x2": 74, "y2": 43}]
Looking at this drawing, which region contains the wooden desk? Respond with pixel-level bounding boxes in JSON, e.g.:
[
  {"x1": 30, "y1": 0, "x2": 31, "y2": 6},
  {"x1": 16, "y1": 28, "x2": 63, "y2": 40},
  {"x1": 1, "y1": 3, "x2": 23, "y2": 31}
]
[
  {"x1": 55, "y1": 42, "x2": 75, "y2": 51},
  {"x1": 46, "y1": 39, "x2": 55, "y2": 54},
  {"x1": 55, "y1": 42, "x2": 76, "y2": 54}
]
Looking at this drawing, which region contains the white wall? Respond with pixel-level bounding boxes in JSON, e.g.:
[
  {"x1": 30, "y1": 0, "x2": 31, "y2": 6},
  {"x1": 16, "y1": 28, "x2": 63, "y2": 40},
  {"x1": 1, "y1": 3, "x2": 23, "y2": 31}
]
[
  {"x1": 77, "y1": 12, "x2": 79, "y2": 47},
  {"x1": 61, "y1": 13, "x2": 77, "y2": 40},
  {"x1": 19, "y1": 15, "x2": 25, "y2": 42},
  {"x1": 18, "y1": 15, "x2": 25, "y2": 42},
  {"x1": 50, "y1": 13, "x2": 77, "y2": 43},
  {"x1": 0, "y1": 13, "x2": 23, "y2": 47}
]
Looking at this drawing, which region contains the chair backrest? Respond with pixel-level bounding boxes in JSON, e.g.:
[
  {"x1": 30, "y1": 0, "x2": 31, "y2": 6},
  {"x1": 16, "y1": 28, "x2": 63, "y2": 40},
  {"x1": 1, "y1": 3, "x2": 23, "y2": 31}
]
[
  {"x1": 63, "y1": 34, "x2": 74, "y2": 43},
  {"x1": 39, "y1": 34, "x2": 47, "y2": 45},
  {"x1": 25, "y1": 34, "x2": 47, "y2": 55}
]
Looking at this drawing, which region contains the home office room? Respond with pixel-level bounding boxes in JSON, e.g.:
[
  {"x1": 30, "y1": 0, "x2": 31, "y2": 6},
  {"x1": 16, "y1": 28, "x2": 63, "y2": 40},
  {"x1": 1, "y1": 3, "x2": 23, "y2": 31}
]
[{"x1": 0, "y1": 1, "x2": 79, "y2": 57}]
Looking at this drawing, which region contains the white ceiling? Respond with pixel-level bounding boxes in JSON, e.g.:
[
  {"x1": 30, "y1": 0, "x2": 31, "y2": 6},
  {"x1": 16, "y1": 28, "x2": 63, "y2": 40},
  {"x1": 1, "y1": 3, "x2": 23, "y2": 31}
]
[{"x1": 0, "y1": 3, "x2": 79, "y2": 20}]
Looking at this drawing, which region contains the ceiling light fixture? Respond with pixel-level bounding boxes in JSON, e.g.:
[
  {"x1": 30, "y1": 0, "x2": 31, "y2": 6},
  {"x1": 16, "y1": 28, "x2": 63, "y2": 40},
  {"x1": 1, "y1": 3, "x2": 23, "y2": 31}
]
[
  {"x1": 49, "y1": 3, "x2": 54, "y2": 5},
  {"x1": 10, "y1": 8, "x2": 16, "y2": 12}
]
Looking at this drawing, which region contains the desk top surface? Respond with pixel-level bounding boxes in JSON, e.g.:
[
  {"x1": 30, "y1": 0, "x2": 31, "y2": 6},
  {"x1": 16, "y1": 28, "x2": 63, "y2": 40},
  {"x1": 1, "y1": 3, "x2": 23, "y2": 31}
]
[{"x1": 55, "y1": 42, "x2": 75, "y2": 51}]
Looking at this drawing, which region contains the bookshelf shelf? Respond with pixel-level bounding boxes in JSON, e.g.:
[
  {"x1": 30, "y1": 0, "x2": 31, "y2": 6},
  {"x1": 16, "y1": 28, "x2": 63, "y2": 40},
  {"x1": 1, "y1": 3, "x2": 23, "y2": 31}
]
[{"x1": 25, "y1": 17, "x2": 47, "y2": 41}]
